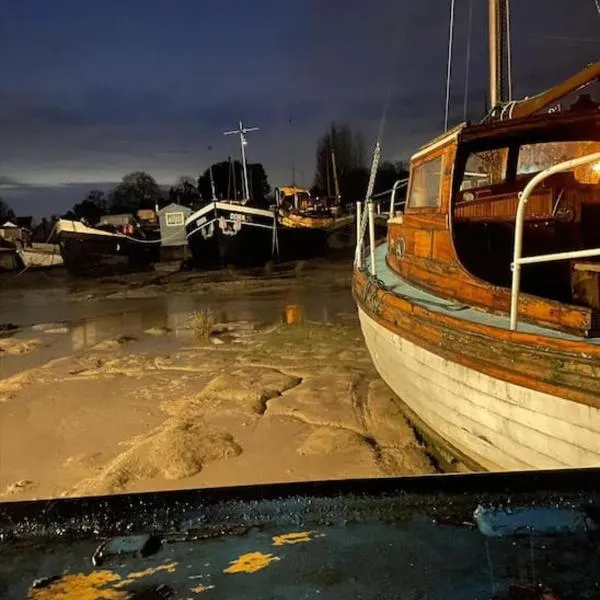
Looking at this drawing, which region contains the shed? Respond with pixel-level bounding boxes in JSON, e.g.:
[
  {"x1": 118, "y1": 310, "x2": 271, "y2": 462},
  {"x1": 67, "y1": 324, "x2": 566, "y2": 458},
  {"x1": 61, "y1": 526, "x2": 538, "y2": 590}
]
[{"x1": 158, "y1": 203, "x2": 191, "y2": 247}]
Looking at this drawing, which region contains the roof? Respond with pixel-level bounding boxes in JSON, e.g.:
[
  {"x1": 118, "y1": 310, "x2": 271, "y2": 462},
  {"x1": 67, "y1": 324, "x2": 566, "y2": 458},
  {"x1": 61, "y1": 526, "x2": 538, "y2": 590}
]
[
  {"x1": 1, "y1": 221, "x2": 18, "y2": 228},
  {"x1": 158, "y1": 202, "x2": 192, "y2": 214}
]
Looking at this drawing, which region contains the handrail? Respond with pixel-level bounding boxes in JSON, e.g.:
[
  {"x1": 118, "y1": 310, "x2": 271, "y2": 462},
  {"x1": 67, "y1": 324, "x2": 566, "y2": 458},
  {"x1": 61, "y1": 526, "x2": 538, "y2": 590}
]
[
  {"x1": 389, "y1": 178, "x2": 410, "y2": 218},
  {"x1": 509, "y1": 151, "x2": 600, "y2": 331}
]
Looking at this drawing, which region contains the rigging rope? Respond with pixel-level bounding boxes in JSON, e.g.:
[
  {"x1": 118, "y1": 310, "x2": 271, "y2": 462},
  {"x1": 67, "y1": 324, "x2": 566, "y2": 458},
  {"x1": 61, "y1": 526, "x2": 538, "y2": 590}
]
[
  {"x1": 444, "y1": 0, "x2": 456, "y2": 131},
  {"x1": 594, "y1": 0, "x2": 600, "y2": 16}
]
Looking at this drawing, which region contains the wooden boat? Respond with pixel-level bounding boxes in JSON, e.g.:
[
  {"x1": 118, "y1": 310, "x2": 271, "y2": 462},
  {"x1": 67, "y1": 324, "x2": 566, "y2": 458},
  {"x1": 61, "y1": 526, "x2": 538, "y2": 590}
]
[
  {"x1": 353, "y1": 3, "x2": 600, "y2": 471},
  {"x1": 56, "y1": 218, "x2": 159, "y2": 276},
  {"x1": 275, "y1": 186, "x2": 354, "y2": 258},
  {"x1": 185, "y1": 200, "x2": 278, "y2": 267}
]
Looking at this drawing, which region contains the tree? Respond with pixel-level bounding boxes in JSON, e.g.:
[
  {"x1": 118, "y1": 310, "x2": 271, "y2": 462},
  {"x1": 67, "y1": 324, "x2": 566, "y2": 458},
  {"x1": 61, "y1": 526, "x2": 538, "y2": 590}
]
[
  {"x1": 108, "y1": 171, "x2": 163, "y2": 213},
  {"x1": 0, "y1": 198, "x2": 16, "y2": 223},
  {"x1": 169, "y1": 175, "x2": 201, "y2": 208},
  {"x1": 197, "y1": 160, "x2": 271, "y2": 206},
  {"x1": 313, "y1": 123, "x2": 368, "y2": 204},
  {"x1": 68, "y1": 190, "x2": 108, "y2": 225}
]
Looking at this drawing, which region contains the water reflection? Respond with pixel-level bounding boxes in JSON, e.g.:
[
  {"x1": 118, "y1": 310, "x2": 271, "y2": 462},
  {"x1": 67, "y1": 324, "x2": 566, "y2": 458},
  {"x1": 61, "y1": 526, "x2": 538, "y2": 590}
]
[
  {"x1": 0, "y1": 289, "x2": 356, "y2": 379},
  {"x1": 282, "y1": 304, "x2": 304, "y2": 325}
]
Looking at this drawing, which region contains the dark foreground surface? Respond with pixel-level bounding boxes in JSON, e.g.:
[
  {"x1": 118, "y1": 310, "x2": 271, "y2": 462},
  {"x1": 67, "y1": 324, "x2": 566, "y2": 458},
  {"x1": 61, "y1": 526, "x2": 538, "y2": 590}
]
[{"x1": 2, "y1": 469, "x2": 600, "y2": 599}]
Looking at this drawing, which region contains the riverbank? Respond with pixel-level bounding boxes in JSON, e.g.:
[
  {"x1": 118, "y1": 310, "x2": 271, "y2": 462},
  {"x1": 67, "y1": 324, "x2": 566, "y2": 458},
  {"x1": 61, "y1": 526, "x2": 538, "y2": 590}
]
[{"x1": 0, "y1": 258, "x2": 442, "y2": 502}]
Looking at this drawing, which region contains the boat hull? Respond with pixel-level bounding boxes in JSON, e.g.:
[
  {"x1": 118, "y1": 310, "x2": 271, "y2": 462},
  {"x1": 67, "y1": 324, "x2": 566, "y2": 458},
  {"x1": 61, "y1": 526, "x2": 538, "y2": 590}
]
[
  {"x1": 278, "y1": 213, "x2": 356, "y2": 258},
  {"x1": 357, "y1": 304, "x2": 600, "y2": 471},
  {"x1": 353, "y1": 257, "x2": 600, "y2": 472},
  {"x1": 57, "y1": 222, "x2": 158, "y2": 277},
  {"x1": 186, "y1": 202, "x2": 277, "y2": 268}
]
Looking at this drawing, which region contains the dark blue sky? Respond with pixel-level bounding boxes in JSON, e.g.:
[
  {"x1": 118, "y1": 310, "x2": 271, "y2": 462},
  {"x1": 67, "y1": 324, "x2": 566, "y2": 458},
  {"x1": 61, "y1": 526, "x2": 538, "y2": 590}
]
[{"x1": 0, "y1": 0, "x2": 598, "y2": 216}]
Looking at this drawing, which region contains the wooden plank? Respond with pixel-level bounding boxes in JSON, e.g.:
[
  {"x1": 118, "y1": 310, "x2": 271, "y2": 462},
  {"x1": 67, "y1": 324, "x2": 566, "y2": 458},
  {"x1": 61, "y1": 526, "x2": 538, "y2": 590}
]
[
  {"x1": 431, "y1": 231, "x2": 456, "y2": 263},
  {"x1": 413, "y1": 231, "x2": 431, "y2": 259}
]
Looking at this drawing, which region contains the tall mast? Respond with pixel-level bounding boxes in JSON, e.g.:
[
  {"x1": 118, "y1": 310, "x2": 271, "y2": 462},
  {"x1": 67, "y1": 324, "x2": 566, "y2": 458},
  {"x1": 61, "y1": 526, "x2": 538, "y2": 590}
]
[
  {"x1": 224, "y1": 121, "x2": 259, "y2": 201},
  {"x1": 488, "y1": 0, "x2": 511, "y2": 110},
  {"x1": 331, "y1": 149, "x2": 341, "y2": 203},
  {"x1": 488, "y1": 0, "x2": 500, "y2": 109}
]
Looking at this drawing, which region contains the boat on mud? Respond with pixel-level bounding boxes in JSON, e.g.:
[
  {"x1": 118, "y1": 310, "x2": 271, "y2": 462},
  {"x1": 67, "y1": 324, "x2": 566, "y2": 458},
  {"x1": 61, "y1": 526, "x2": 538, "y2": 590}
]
[
  {"x1": 185, "y1": 200, "x2": 278, "y2": 268},
  {"x1": 2, "y1": 468, "x2": 600, "y2": 598},
  {"x1": 56, "y1": 216, "x2": 160, "y2": 277},
  {"x1": 353, "y1": 1, "x2": 600, "y2": 471},
  {"x1": 275, "y1": 186, "x2": 355, "y2": 259},
  {"x1": 185, "y1": 121, "x2": 280, "y2": 268}
]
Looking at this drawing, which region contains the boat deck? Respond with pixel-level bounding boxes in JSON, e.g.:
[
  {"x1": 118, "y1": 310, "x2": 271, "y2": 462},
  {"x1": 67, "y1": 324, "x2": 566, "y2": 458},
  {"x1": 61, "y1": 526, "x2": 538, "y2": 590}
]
[
  {"x1": 370, "y1": 242, "x2": 600, "y2": 344},
  {"x1": 2, "y1": 471, "x2": 600, "y2": 598}
]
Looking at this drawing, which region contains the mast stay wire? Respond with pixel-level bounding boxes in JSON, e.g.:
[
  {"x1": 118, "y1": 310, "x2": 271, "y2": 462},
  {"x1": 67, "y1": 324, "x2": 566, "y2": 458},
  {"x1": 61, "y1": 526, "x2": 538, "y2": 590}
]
[{"x1": 444, "y1": 0, "x2": 456, "y2": 131}]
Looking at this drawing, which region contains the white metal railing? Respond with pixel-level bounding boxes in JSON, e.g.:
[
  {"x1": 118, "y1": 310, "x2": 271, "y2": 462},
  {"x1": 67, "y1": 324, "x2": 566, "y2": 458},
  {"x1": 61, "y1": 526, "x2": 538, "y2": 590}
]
[
  {"x1": 510, "y1": 151, "x2": 600, "y2": 331},
  {"x1": 388, "y1": 178, "x2": 409, "y2": 218},
  {"x1": 355, "y1": 177, "x2": 409, "y2": 276}
]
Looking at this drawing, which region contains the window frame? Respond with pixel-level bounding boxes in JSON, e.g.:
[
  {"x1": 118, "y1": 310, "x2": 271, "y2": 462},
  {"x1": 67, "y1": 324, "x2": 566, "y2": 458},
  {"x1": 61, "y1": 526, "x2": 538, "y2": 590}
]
[
  {"x1": 406, "y1": 154, "x2": 445, "y2": 212},
  {"x1": 165, "y1": 212, "x2": 185, "y2": 227}
]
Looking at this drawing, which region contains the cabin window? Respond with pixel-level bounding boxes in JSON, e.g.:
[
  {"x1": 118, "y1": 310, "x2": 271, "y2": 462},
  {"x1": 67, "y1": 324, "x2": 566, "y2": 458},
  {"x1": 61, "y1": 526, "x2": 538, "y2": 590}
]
[
  {"x1": 408, "y1": 156, "x2": 443, "y2": 208},
  {"x1": 517, "y1": 141, "x2": 600, "y2": 183},
  {"x1": 165, "y1": 212, "x2": 185, "y2": 226},
  {"x1": 461, "y1": 148, "x2": 508, "y2": 190}
]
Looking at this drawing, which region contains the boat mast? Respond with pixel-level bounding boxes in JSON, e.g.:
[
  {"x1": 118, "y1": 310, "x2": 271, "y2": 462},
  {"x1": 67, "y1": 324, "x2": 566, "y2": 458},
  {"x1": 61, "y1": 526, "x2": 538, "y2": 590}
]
[
  {"x1": 224, "y1": 121, "x2": 259, "y2": 201},
  {"x1": 331, "y1": 149, "x2": 341, "y2": 204},
  {"x1": 488, "y1": 0, "x2": 511, "y2": 110}
]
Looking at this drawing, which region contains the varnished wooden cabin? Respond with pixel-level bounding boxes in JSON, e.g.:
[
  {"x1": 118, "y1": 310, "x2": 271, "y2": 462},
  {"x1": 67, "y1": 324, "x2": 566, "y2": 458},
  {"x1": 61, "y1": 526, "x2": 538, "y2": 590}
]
[{"x1": 353, "y1": 62, "x2": 600, "y2": 471}]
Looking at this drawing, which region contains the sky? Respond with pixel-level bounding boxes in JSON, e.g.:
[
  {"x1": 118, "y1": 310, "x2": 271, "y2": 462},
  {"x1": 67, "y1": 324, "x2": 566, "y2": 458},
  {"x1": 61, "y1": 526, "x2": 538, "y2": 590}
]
[{"x1": 0, "y1": 0, "x2": 598, "y2": 217}]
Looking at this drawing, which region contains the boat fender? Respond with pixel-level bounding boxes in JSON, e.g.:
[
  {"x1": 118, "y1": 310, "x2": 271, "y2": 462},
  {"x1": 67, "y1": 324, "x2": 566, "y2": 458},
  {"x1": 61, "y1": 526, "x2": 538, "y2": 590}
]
[{"x1": 474, "y1": 504, "x2": 596, "y2": 537}]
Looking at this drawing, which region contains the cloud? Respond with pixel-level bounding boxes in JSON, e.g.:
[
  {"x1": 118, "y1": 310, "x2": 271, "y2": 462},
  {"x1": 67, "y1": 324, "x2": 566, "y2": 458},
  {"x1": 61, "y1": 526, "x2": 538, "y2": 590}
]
[{"x1": 0, "y1": 0, "x2": 597, "y2": 217}]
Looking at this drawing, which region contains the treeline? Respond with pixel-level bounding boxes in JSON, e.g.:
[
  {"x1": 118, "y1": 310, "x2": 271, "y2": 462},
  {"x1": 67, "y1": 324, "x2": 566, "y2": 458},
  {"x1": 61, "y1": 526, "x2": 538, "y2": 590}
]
[
  {"x1": 311, "y1": 122, "x2": 409, "y2": 204},
  {"x1": 0, "y1": 121, "x2": 409, "y2": 228}
]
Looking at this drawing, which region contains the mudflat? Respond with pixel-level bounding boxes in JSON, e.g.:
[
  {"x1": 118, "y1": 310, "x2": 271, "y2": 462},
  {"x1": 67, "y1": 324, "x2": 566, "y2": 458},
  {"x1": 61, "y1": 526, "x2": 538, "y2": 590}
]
[{"x1": 0, "y1": 258, "x2": 438, "y2": 501}]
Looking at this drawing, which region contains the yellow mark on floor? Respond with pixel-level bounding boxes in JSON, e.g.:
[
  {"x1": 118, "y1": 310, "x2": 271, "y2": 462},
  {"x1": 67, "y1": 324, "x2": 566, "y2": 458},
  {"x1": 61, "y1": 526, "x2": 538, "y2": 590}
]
[
  {"x1": 272, "y1": 531, "x2": 319, "y2": 546},
  {"x1": 27, "y1": 571, "x2": 125, "y2": 600},
  {"x1": 191, "y1": 584, "x2": 216, "y2": 593},
  {"x1": 224, "y1": 551, "x2": 280, "y2": 574},
  {"x1": 122, "y1": 561, "x2": 178, "y2": 582}
]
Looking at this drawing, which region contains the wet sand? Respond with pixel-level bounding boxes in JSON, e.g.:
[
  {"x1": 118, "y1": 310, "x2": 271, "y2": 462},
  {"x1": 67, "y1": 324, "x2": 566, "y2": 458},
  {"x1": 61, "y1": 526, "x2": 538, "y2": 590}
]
[{"x1": 0, "y1": 259, "x2": 439, "y2": 502}]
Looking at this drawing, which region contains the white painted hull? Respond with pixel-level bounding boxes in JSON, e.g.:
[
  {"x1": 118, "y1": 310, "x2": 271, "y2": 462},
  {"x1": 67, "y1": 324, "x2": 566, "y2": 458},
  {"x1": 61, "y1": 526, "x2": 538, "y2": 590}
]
[
  {"x1": 19, "y1": 249, "x2": 63, "y2": 269},
  {"x1": 358, "y1": 306, "x2": 600, "y2": 471}
]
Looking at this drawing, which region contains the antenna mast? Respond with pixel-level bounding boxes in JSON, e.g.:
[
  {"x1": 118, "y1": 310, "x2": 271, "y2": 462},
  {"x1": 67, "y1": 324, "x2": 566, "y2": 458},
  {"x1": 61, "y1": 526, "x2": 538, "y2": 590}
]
[{"x1": 224, "y1": 121, "x2": 259, "y2": 201}]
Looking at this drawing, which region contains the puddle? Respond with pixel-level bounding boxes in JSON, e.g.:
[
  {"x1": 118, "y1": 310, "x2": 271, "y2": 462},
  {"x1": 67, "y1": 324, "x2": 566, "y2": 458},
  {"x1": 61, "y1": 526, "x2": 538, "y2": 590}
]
[{"x1": 0, "y1": 289, "x2": 356, "y2": 380}]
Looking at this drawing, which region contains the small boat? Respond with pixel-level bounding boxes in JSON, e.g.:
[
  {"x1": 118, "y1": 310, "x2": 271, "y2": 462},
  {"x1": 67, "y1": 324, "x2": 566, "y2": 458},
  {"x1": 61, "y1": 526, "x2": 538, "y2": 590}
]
[
  {"x1": 56, "y1": 217, "x2": 159, "y2": 277},
  {"x1": 185, "y1": 121, "x2": 279, "y2": 268},
  {"x1": 275, "y1": 186, "x2": 354, "y2": 259},
  {"x1": 354, "y1": 1, "x2": 600, "y2": 471}
]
